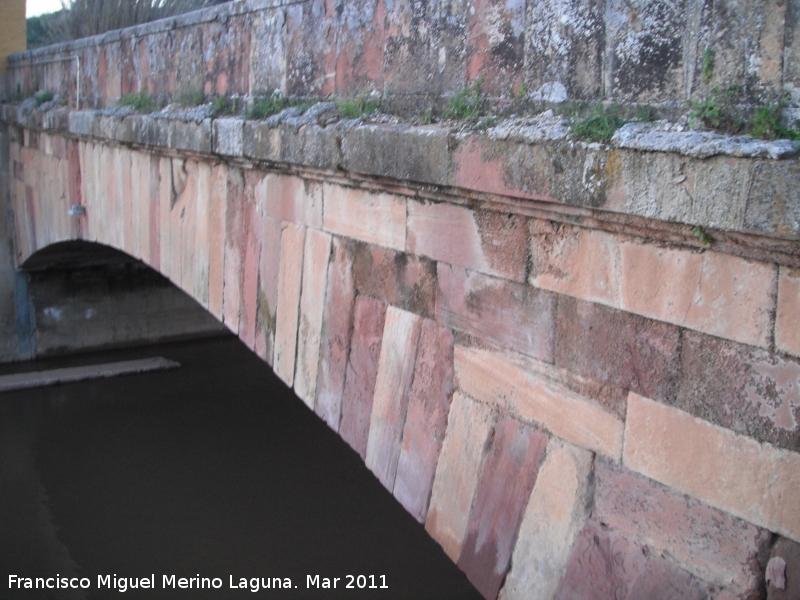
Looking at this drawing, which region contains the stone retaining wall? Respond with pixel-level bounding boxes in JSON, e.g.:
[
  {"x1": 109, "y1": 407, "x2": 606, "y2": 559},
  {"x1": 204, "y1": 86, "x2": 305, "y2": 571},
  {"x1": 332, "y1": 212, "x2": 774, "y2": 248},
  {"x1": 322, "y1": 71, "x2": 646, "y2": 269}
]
[{"x1": 3, "y1": 104, "x2": 800, "y2": 598}]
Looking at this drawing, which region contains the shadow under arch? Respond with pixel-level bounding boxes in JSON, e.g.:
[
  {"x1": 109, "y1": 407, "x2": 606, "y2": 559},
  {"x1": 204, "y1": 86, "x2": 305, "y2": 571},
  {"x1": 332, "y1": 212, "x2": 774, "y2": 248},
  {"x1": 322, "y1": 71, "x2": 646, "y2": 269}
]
[
  {"x1": 2, "y1": 245, "x2": 484, "y2": 600},
  {"x1": 17, "y1": 239, "x2": 225, "y2": 359}
]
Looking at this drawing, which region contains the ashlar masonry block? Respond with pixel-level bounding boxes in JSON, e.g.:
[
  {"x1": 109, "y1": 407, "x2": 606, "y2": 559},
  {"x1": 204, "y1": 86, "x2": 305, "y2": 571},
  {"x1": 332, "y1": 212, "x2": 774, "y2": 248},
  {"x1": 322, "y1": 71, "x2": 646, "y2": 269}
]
[
  {"x1": 274, "y1": 223, "x2": 306, "y2": 388},
  {"x1": 624, "y1": 392, "x2": 800, "y2": 544},
  {"x1": 455, "y1": 344, "x2": 623, "y2": 459}
]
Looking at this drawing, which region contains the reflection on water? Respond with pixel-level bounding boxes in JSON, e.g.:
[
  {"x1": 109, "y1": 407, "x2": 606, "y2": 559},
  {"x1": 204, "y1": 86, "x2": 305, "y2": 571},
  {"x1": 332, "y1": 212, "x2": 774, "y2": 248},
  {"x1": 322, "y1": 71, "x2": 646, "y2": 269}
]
[{"x1": 0, "y1": 335, "x2": 481, "y2": 600}]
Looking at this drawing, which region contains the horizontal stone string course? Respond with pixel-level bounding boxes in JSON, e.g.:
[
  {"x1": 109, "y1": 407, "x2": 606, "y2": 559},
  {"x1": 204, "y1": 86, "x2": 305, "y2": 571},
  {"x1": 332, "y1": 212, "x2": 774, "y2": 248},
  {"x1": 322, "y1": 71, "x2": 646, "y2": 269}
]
[{"x1": 7, "y1": 127, "x2": 800, "y2": 599}]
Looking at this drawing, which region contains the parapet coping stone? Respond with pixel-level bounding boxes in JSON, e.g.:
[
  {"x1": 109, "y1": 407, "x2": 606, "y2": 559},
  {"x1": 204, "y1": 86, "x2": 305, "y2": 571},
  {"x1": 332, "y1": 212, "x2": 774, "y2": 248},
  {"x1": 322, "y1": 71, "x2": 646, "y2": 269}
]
[{"x1": 4, "y1": 103, "x2": 795, "y2": 161}]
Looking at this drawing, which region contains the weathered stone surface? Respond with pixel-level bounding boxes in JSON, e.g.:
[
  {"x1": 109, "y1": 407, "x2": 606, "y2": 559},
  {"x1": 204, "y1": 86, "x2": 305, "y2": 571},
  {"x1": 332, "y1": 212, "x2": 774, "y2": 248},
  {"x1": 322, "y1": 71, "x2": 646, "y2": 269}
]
[
  {"x1": 458, "y1": 416, "x2": 548, "y2": 600},
  {"x1": 500, "y1": 439, "x2": 593, "y2": 600},
  {"x1": 438, "y1": 264, "x2": 555, "y2": 363},
  {"x1": 192, "y1": 162, "x2": 212, "y2": 309},
  {"x1": 259, "y1": 173, "x2": 323, "y2": 229},
  {"x1": 426, "y1": 392, "x2": 495, "y2": 563},
  {"x1": 777, "y1": 267, "x2": 800, "y2": 359},
  {"x1": 273, "y1": 223, "x2": 306, "y2": 388},
  {"x1": 605, "y1": 0, "x2": 685, "y2": 104},
  {"x1": 613, "y1": 122, "x2": 800, "y2": 160},
  {"x1": 624, "y1": 392, "x2": 800, "y2": 544},
  {"x1": 555, "y1": 296, "x2": 681, "y2": 403},
  {"x1": 239, "y1": 173, "x2": 262, "y2": 349},
  {"x1": 207, "y1": 163, "x2": 227, "y2": 322},
  {"x1": 315, "y1": 238, "x2": 356, "y2": 430},
  {"x1": 255, "y1": 215, "x2": 281, "y2": 366},
  {"x1": 408, "y1": 200, "x2": 529, "y2": 283},
  {"x1": 221, "y1": 168, "x2": 244, "y2": 332},
  {"x1": 323, "y1": 184, "x2": 406, "y2": 252},
  {"x1": 339, "y1": 296, "x2": 386, "y2": 460},
  {"x1": 529, "y1": 223, "x2": 620, "y2": 307},
  {"x1": 393, "y1": 319, "x2": 455, "y2": 523},
  {"x1": 366, "y1": 307, "x2": 423, "y2": 491},
  {"x1": 767, "y1": 537, "x2": 800, "y2": 600},
  {"x1": 456, "y1": 344, "x2": 624, "y2": 458},
  {"x1": 619, "y1": 240, "x2": 776, "y2": 348},
  {"x1": 594, "y1": 457, "x2": 771, "y2": 593},
  {"x1": 341, "y1": 125, "x2": 454, "y2": 187},
  {"x1": 554, "y1": 520, "x2": 709, "y2": 600},
  {"x1": 523, "y1": 0, "x2": 604, "y2": 102},
  {"x1": 213, "y1": 117, "x2": 244, "y2": 157},
  {"x1": 294, "y1": 228, "x2": 332, "y2": 409},
  {"x1": 676, "y1": 330, "x2": 800, "y2": 452},
  {"x1": 352, "y1": 241, "x2": 437, "y2": 319},
  {"x1": 530, "y1": 221, "x2": 777, "y2": 347}
]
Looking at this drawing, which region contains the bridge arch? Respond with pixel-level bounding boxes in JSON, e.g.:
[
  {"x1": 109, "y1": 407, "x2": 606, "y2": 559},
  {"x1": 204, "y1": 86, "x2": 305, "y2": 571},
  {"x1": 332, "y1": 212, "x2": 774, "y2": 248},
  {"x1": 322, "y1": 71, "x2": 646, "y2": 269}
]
[
  {"x1": 6, "y1": 122, "x2": 799, "y2": 598},
  {"x1": 17, "y1": 239, "x2": 225, "y2": 358}
]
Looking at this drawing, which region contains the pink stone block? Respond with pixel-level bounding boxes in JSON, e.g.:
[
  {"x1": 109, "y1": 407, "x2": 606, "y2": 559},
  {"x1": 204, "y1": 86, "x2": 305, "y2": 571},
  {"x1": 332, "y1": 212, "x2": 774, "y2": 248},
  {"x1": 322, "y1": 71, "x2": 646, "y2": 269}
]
[
  {"x1": 393, "y1": 319, "x2": 454, "y2": 523},
  {"x1": 339, "y1": 296, "x2": 387, "y2": 460},
  {"x1": 192, "y1": 162, "x2": 212, "y2": 309},
  {"x1": 619, "y1": 241, "x2": 776, "y2": 348},
  {"x1": 294, "y1": 228, "x2": 332, "y2": 408},
  {"x1": 158, "y1": 156, "x2": 174, "y2": 281},
  {"x1": 128, "y1": 150, "x2": 143, "y2": 259},
  {"x1": 777, "y1": 267, "x2": 800, "y2": 358},
  {"x1": 273, "y1": 222, "x2": 306, "y2": 387},
  {"x1": 594, "y1": 457, "x2": 771, "y2": 594},
  {"x1": 353, "y1": 241, "x2": 438, "y2": 318},
  {"x1": 458, "y1": 416, "x2": 548, "y2": 600},
  {"x1": 238, "y1": 172, "x2": 262, "y2": 349},
  {"x1": 255, "y1": 215, "x2": 282, "y2": 365},
  {"x1": 259, "y1": 173, "x2": 323, "y2": 228},
  {"x1": 426, "y1": 392, "x2": 496, "y2": 563},
  {"x1": 624, "y1": 392, "x2": 800, "y2": 544},
  {"x1": 323, "y1": 183, "x2": 406, "y2": 251},
  {"x1": 121, "y1": 147, "x2": 134, "y2": 256},
  {"x1": 529, "y1": 223, "x2": 620, "y2": 306},
  {"x1": 315, "y1": 237, "x2": 356, "y2": 430},
  {"x1": 554, "y1": 521, "x2": 708, "y2": 600},
  {"x1": 408, "y1": 200, "x2": 529, "y2": 282},
  {"x1": 147, "y1": 155, "x2": 161, "y2": 272},
  {"x1": 177, "y1": 160, "x2": 199, "y2": 299},
  {"x1": 555, "y1": 296, "x2": 681, "y2": 403},
  {"x1": 223, "y1": 169, "x2": 246, "y2": 333},
  {"x1": 366, "y1": 307, "x2": 423, "y2": 490},
  {"x1": 207, "y1": 164, "x2": 228, "y2": 321},
  {"x1": 455, "y1": 344, "x2": 624, "y2": 458},
  {"x1": 438, "y1": 263, "x2": 555, "y2": 362},
  {"x1": 500, "y1": 439, "x2": 594, "y2": 600}
]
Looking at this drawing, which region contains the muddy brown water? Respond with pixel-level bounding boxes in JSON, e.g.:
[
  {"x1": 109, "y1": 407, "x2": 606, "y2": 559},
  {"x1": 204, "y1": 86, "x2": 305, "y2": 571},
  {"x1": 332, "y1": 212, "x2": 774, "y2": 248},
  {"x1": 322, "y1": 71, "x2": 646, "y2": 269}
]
[{"x1": 0, "y1": 335, "x2": 482, "y2": 600}]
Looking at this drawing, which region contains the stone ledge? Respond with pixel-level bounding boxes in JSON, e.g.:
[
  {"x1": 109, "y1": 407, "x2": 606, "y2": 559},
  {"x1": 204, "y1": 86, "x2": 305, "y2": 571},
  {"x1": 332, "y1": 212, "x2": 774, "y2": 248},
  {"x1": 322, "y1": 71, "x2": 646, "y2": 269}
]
[{"x1": 3, "y1": 105, "x2": 800, "y2": 241}]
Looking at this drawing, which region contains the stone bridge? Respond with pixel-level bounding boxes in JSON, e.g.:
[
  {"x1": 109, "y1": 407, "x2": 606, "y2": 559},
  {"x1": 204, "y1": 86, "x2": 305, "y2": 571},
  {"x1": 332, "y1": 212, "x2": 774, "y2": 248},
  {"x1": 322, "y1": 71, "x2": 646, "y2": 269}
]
[{"x1": 2, "y1": 0, "x2": 800, "y2": 598}]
